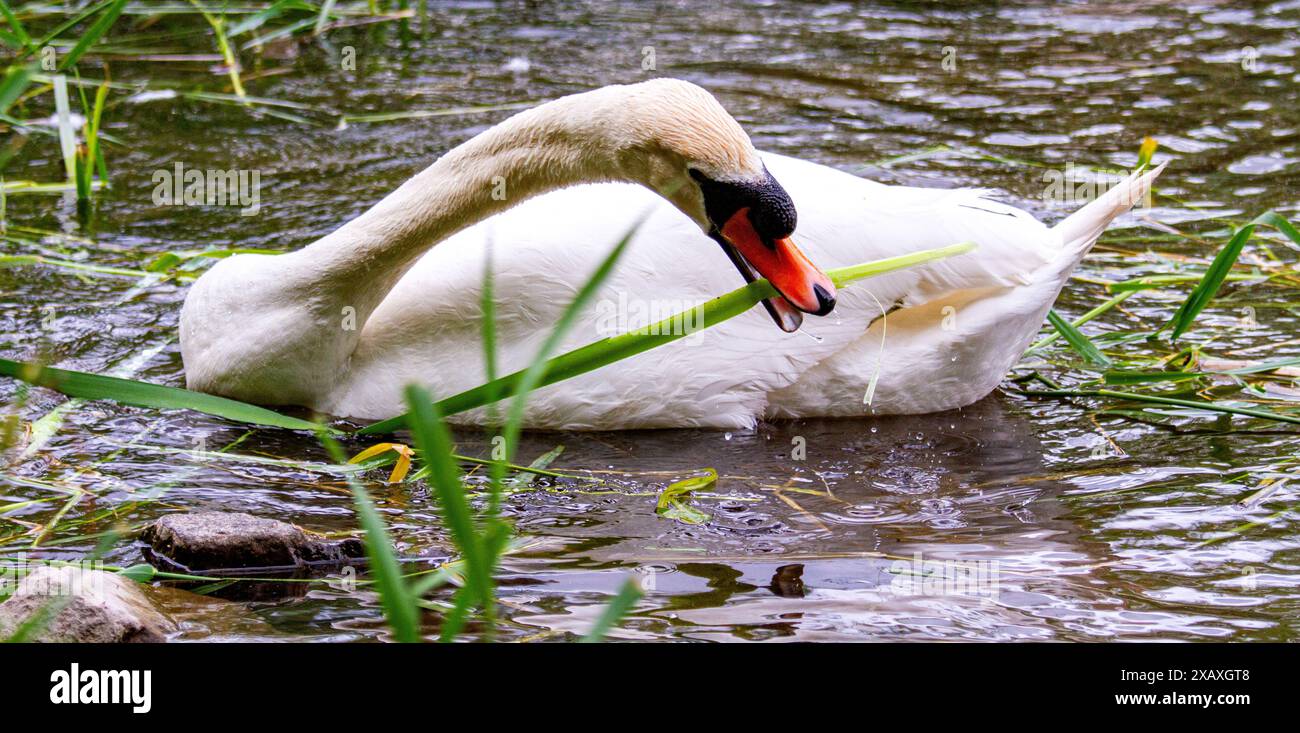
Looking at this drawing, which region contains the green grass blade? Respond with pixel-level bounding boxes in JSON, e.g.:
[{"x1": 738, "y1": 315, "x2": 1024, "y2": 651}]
[
  {"x1": 1047, "y1": 309, "x2": 1113, "y2": 368},
  {"x1": 0, "y1": 1, "x2": 33, "y2": 52},
  {"x1": 0, "y1": 64, "x2": 32, "y2": 115},
  {"x1": 437, "y1": 585, "x2": 472, "y2": 642},
  {"x1": 57, "y1": 0, "x2": 128, "y2": 71},
  {"x1": 26, "y1": 0, "x2": 111, "y2": 59},
  {"x1": 1253, "y1": 211, "x2": 1300, "y2": 248},
  {"x1": 226, "y1": 0, "x2": 311, "y2": 36},
  {"x1": 403, "y1": 385, "x2": 492, "y2": 613},
  {"x1": 319, "y1": 432, "x2": 421, "y2": 643},
  {"x1": 1103, "y1": 356, "x2": 1300, "y2": 385},
  {"x1": 360, "y1": 242, "x2": 974, "y2": 434},
  {"x1": 487, "y1": 221, "x2": 641, "y2": 514},
  {"x1": 1102, "y1": 370, "x2": 1200, "y2": 386},
  {"x1": 0, "y1": 357, "x2": 328, "y2": 432},
  {"x1": 1163, "y1": 215, "x2": 1284, "y2": 341},
  {"x1": 188, "y1": 0, "x2": 245, "y2": 99},
  {"x1": 580, "y1": 579, "x2": 642, "y2": 643},
  {"x1": 480, "y1": 241, "x2": 499, "y2": 423},
  {"x1": 1026, "y1": 290, "x2": 1136, "y2": 353},
  {"x1": 315, "y1": 0, "x2": 339, "y2": 34},
  {"x1": 1020, "y1": 387, "x2": 1300, "y2": 426}
]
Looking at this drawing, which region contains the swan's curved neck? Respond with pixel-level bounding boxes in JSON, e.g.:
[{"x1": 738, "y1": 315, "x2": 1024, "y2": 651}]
[{"x1": 283, "y1": 86, "x2": 660, "y2": 318}]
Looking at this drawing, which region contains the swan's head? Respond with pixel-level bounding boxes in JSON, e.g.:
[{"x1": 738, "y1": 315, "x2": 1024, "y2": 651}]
[{"x1": 621, "y1": 79, "x2": 837, "y2": 332}]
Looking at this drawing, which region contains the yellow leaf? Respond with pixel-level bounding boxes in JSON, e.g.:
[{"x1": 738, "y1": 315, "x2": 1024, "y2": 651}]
[
  {"x1": 349, "y1": 442, "x2": 414, "y2": 483},
  {"x1": 1137, "y1": 136, "x2": 1158, "y2": 170},
  {"x1": 349, "y1": 442, "x2": 400, "y2": 464},
  {"x1": 388, "y1": 444, "x2": 413, "y2": 484}
]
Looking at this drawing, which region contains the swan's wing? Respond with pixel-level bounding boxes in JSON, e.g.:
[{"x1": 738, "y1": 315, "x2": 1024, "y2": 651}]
[{"x1": 761, "y1": 151, "x2": 1059, "y2": 304}]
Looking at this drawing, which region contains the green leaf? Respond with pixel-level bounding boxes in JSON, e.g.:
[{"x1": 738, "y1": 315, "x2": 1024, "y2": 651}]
[
  {"x1": 505, "y1": 444, "x2": 564, "y2": 489},
  {"x1": 580, "y1": 578, "x2": 642, "y2": 643},
  {"x1": 485, "y1": 221, "x2": 641, "y2": 516},
  {"x1": 1047, "y1": 309, "x2": 1112, "y2": 368},
  {"x1": 656, "y1": 469, "x2": 716, "y2": 525},
  {"x1": 0, "y1": 64, "x2": 32, "y2": 115},
  {"x1": 1103, "y1": 370, "x2": 1201, "y2": 386},
  {"x1": 145, "y1": 252, "x2": 183, "y2": 272},
  {"x1": 2, "y1": 243, "x2": 973, "y2": 438},
  {"x1": 58, "y1": 0, "x2": 128, "y2": 71},
  {"x1": 1166, "y1": 223, "x2": 1254, "y2": 341},
  {"x1": 226, "y1": 0, "x2": 313, "y2": 36},
  {"x1": 1163, "y1": 212, "x2": 1297, "y2": 342},
  {"x1": 0, "y1": 357, "x2": 328, "y2": 432},
  {"x1": 0, "y1": 1, "x2": 33, "y2": 51},
  {"x1": 1253, "y1": 210, "x2": 1300, "y2": 248},
  {"x1": 1018, "y1": 387, "x2": 1300, "y2": 426},
  {"x1": 360, "y1": 242, "x2": 975, "y2": 434},
  {"x1": 352, "y1": 478, "x2": 420, "y2": 642},
  {"x1": 116, "y1": 563, "x2": 157, "y2": 582},
  {"x1": 403, "y1": 385, "x2": 493, "y2": 617},
  {"x1": 315, "y1": 0, "x2": 339, "y2": 34}
]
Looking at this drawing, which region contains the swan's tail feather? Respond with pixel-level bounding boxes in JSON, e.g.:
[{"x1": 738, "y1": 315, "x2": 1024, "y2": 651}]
[{"x1": 1050, "y1": 161, "x2": 1167, "y2": 276}]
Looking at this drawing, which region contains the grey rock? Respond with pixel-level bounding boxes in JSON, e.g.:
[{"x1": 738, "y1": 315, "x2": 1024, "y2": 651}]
[
  {"x1": 140, "y1": 511, "x2": 365, "y2": 572},
  {"x1": 0, "y1": 565, "x2": 175, "y2": 643}
]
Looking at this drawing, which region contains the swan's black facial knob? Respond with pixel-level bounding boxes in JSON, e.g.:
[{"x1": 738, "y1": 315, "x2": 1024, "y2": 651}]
[{"x1": 691, "y1": 164, "x2": 797, "y2": 242}]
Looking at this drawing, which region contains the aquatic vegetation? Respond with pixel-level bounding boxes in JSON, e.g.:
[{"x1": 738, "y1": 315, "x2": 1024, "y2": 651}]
[{"x1": 1014, "y1": 206, "x2": 1300, "y2": 427}]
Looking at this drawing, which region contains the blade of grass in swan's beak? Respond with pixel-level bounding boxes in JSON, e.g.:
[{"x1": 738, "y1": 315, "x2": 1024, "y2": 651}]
[
  {"x1": 714, "y1": 234, "x2": 804, "y2": 332},
  {"x1": 360, "y1": 241, "x2": 977, "y2": 435}
]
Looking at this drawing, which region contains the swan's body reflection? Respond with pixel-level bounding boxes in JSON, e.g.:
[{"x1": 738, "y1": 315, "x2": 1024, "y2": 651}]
[{"x1": 486, "y1": 396, "x2": 1158, "y2": 641}]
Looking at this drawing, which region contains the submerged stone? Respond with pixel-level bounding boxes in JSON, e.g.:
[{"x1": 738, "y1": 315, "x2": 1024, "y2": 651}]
[
  {"x1": 140, "y1": 511, "x2": 365, "y2": 572},
  {"x1": 0, "y1": 565, "x2": 175, "y2": 643}
]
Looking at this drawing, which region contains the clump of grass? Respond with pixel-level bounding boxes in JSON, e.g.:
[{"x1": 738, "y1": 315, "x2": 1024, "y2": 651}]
[
  {"x1": 1016, "y1": 210, "x2": 1300, "y2": 426},
  {"x1": 999, "y1": 139, "x2": 1300, "y2": 429},
  {"x1": 0, "y1": 0, "x2": 461, "y2": 213},
  {"x1": 187, "y1": 0, "x2": 246, "y2": 101}
]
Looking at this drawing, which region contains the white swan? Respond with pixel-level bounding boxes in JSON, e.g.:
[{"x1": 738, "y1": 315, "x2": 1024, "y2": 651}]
[{"x1": 180, "y1": 79, "x2": 1163, "y2": 430}]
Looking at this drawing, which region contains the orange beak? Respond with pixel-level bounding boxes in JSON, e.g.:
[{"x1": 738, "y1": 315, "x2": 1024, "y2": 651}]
[{"x1": 719, "y1": 208, "x2": 837, "y2": 332}]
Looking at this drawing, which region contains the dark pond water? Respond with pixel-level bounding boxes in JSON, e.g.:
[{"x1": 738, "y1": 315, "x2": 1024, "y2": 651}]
[{"x1": 2, "y1": 0, "x2": 1299, "y2": 641}]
